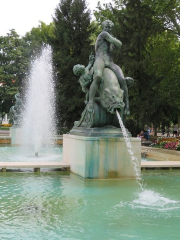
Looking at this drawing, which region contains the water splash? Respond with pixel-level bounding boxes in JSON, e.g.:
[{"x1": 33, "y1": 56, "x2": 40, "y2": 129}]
[
  {"x1": 133, "y1": 190, "x2": 179, "y2": 207},
  {"x1": 116, "y1": 110, "x2": 180, "y2": 208},
  {"x1": 22, "y1": 46, "x2": 56, "y2": 154},
  {"x1": 116, "y1": 110, "x2": 143, "y2": 189},
  {"x1": 115, "y1": 189, "x2": 180, "y2": 212}
]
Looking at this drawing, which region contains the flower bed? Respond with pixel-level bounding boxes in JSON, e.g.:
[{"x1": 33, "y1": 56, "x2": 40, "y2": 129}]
[{"x1": 151, "y1": 136, "x2": 180, "y2": 151}]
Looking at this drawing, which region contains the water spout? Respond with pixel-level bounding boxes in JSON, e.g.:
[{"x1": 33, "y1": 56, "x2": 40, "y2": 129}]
[{"x1": 116, "y1": 110, "x2": 143, "y2": 190}]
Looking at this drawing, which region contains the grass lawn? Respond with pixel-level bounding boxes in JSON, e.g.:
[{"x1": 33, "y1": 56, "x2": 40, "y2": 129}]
[{"x1": 0, "y1": 127, "x2": 10, "y2": 130}]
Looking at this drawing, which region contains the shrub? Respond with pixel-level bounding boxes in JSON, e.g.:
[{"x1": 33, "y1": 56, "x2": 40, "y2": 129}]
[
  {"x1": 164, "y1": 141, "x2": 178, "y2": 150},
  {"x1": 150, "y1": 143, "x2": 160, "y2": 148},
  {"x1": 176, "y1": 142, "x2": 180, "y2": 151},
  {"x1": 157, "y1": 137, "x2": 180, "y2": 144},
  {"x1": 160, "y1": 141, "x2": 168, "y2": 148},
  {"x1": 155, "y1": 137, "x2": 180, "y2": 150}
]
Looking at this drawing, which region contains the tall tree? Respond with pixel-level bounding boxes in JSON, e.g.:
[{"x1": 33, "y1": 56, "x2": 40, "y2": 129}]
[
  {"x1": 52, "y1": 0, "x2": 95, "y2": 131},
  {"x1": 95, "y1": 0, "x2": 161, "y2": 130},
  {"x1": 0, "y1": 30, "x2": 28, "y2": 115},
  {"x1": 0, "y1": 22, "x2": 55, "y2": 118},
  {"x1": 94, "y1": 0, "x2": 180, "y2": 134},
  {"x1": 23, "y1": 21, "x2": 55, "y2": 60}
]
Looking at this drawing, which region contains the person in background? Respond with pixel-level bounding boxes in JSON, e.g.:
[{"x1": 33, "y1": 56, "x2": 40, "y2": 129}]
[
  {"x1": 173, "y1": 125, "x2": 178, "y2": 137},
  {"x1": 166, "y1": 127, "x2": 170, "y2": 137},
  {"x1": 143, "y1": 130, "x2": 150, "y2": 141}
]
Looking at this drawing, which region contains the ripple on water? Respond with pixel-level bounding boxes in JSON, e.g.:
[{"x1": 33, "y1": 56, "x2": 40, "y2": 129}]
[
  {"x1": 0, "y1": 146, "x2": 63, "y2": 162},
  {"x1": 1, "y1": 171, "x2": 180, "y2": 240},
  {"x1": 114, "y1": 188, "x2": 180, "y2": 216}
]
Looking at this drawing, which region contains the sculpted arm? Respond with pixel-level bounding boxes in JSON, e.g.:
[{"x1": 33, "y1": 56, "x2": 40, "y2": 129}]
[
  {"x1": 103, "y1": 32, "x2": 122, "y2": 49},
  {"x1": 86, "y1": 53, "x2": 95, "y2": 71}
]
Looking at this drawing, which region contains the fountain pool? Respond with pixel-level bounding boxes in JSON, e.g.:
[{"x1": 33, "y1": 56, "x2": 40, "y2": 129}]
[
  {"x1": 0, "y1": 145, "x2": 62, "y2": 162},
  {"x1": 0, "y1": 170, "x2": 180, "y2": 239}
]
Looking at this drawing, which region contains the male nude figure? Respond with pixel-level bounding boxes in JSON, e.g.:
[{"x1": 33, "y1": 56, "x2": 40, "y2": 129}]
[{"x1": 87, "y1": 20, "x2": 130, "y2": 115}]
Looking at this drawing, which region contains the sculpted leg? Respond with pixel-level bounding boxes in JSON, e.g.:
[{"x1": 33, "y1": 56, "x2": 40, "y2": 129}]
[
  {"x1": 87, "y1": 58, "x2": 104, "y2": 113},
  {"x1": 109, "y1": 63, "x2": 130, "y2": 115}
]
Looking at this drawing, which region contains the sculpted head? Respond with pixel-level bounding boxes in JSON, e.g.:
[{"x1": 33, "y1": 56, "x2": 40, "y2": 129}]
[
  {"x1": 73, "y1": 64, "x2": 85, "y2": 76},
  {"x1": 101, "y1": 87, "x2": 125, "y2": 114},
  {"x1": 102, "y1": 20, "x2": 114, "y2": 33}
]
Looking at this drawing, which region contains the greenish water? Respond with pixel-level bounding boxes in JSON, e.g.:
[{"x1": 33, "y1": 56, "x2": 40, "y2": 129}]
[
  {"x1": 0, "y1": 170, "x2": 180, "y2": 240},
  {"x1": 0, "y1": 145, "x2": 62, "y2": 162},
  {"x1": 141, "y1": 157, "x2": 159, "y2": 161}
]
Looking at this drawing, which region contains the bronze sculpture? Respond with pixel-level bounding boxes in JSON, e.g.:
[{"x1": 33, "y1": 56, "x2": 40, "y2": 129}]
[{"x1": 73, "y1": 20, "x2": 134, "y2": 128}]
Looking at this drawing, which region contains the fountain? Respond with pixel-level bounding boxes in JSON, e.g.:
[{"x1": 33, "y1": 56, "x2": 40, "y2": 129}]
[
  {"x1": 5, "y1": 47, "x2": 62, "y2": 162},
  {"x1": 1, "y1": 114, "x2": 8, "y2": 125},
  {"x1": 21, "y1": 46, "x2": 56, "y2": 155},
  {"x1": 1, "y1": 19, "x2": 180, "y2": 240},
  {"x1": 63, "y1": 19, "x2": 141, "y2": 179}
]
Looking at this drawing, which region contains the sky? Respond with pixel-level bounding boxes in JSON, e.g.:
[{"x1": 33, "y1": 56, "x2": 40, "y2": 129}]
[{"x1": 0, "y1": 0, "x2": 110, "y2": 37}]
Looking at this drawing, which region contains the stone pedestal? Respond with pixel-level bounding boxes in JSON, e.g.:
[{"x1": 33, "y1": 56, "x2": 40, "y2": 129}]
[
  {"x1": 63, "y1": 134, "x2": 141, "y2": 179},
  {"x1": 10, "y1": 126, "x2": 23, "y2": 145}
]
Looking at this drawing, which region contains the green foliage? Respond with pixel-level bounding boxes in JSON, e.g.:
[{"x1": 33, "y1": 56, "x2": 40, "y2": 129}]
[
  {"x1": 146, "y1": 31, "x2": 180, "y2": 125},
  {"x1": 1, "y1": 0, "x2": 180, "y2": 133},
  {"x1": 23, "y1": 21, "x2": 55, "y2": 60},
  {"x1": 94, "y1": 0, "x2": 180, "y2": 132},
  {"x1": 0, "y1": 30, "x2": 28, "y2": 113},
  {"x1": 52, "y1": 0, "x2": 95, "y2": 130},
  {"x1": 0, "y1": 127, "x2": 10, "y2": 130},
  {"x1": 145, "y1": 0, "x2": 180, "y2": 37},
  {"x1": 176, "y1": 142, "x2": 180, "y2": 151},
  {"x1": 159, "y1": 141, "x2": 168, "y2": 148},
  {"x1": 0, "y1": 23, "x2": 54, "y2": 116}
]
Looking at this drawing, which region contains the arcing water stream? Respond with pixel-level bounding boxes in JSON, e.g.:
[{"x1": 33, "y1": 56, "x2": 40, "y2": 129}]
[
  {"x1": 116, "y1": 110, "x2": 143, "y2": 189},
  {"x1": 116, "y1": 110, "x2": 180, "y2": 208}
]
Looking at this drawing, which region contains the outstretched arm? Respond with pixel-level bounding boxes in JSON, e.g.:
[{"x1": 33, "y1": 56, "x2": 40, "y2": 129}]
[{"x1": 86, "y1": 52, "x2": 95, "y2": 71}]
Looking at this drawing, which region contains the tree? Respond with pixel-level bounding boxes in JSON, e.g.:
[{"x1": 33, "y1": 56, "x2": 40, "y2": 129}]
[
  {"x1": 95, "y1": 0, "x2": 161, "y2": 130},
  {"x1": 0, "y1": 22, "x2": 55, "y2": 119},
  {"x1": 23, "y1": 21, "x2": 55, "y2": 60},
  {"x1": 145, "y1": 0, "x2": 180, "y2": 37},
  {"x1": 52, "y1": 0, "x2": 95, "y2": 131},
  {"x1": 0, "y1": 30, "x2": 28, "y2": 116},
  {"x1": 94, "y1": 0, "x2": 180, "y2": 135},
  {"x1": 146, "y1": 31, "x2": 180, "y2": 126}
]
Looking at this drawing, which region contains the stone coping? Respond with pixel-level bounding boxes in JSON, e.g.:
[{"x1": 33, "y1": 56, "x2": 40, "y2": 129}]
[
  {"x1": 142, "y1": 146, "x2": 180, "y2": 156},
  {"x1": 0, "y1": 161, "x2": 69, "y2": 169},
  {"x1": 63, "y1": 134, "x2": 141, "y2": 142},
  {"x1": 141, "y1": 161, "x2": 180, "y2": 168},
  {"x1": 0, "y1": 136, "x2": 63, "y2": 145},
  {"x1": 142, "y1": 146, "x2": 180, "y2": 161}
]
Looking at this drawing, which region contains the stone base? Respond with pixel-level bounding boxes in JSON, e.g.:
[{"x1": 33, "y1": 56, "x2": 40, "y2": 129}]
[
  {"x1": 63, "y1": 134, "x2": 141, "y2": 179},
  {"x1": 10, "y1": 126, "x2": 23, "y2": 145},
  {"x1": 69, "y1": 125, "x2": 131, "y2": 137}
]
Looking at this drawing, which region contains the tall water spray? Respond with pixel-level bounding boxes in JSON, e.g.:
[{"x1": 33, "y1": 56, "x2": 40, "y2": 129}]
[{"x1": 22, "y1": 46, "x2": 56, "y2": 155}]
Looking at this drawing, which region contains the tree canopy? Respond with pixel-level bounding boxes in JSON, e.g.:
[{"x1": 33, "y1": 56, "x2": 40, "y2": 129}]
[
  {"x1": 94, "y1": 0, "x2": 180, "y2": 134},
  {"x1": 0, "y1": 22, "x2": 54, "y2": 118},
  {"x1": 52, "y1": 0, "x2": 95, "y2": 131},
  {"x1": 1, "y1": 0, "x2": 180, "y2": 135}
]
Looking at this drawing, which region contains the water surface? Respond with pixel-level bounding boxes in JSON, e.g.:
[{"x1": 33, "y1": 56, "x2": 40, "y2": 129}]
[
  {"x1": 0, "y1": 170, "x2": 180, "y2": 240},
  {"x1": 0, "y1": 145, "x2": 62, "y2": 162}
]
